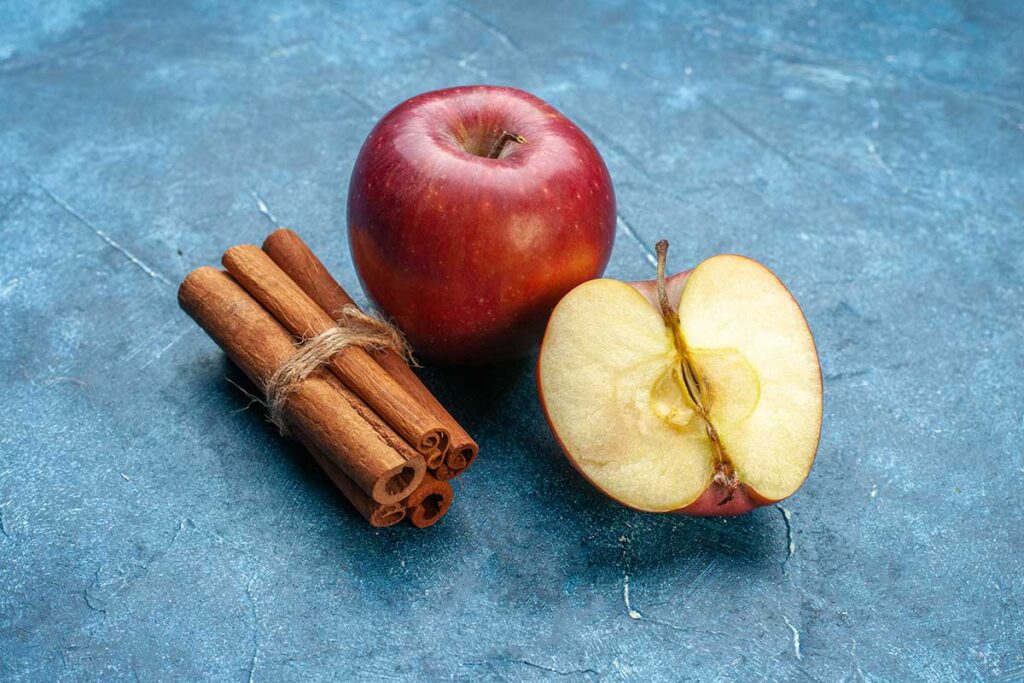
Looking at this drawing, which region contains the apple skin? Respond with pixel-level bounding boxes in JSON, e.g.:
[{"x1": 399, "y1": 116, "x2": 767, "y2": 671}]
[
  {"x1": 348, "y1": 85, "x2": 616, "y2": 364},
  {"x1": 537, "y1": 266, "x2": 822, "y2": 516}
]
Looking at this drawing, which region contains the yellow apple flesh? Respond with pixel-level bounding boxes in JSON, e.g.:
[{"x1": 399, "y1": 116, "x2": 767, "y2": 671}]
[{"x1": 537, "y1": 250, "x2": 822, "y2": 515}]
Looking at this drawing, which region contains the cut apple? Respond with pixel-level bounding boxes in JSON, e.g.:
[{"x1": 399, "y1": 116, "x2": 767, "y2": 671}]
[{"x1": 538, "y1": 242, "x2": 822, "y2": 515}]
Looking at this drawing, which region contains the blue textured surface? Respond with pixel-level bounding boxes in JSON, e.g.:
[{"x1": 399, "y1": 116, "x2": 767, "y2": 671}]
[{"x1": 1, "y1": 1, "x2": 1022, "y2": 680}]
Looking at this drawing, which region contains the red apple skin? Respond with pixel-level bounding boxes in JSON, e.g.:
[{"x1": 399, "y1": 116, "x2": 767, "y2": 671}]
[
  {"x1": 537, "y1": 265, "x2": 822, "y2": 516},
  {"x1": 348, "y1": 85, "x2": 616, "y2": 364}
]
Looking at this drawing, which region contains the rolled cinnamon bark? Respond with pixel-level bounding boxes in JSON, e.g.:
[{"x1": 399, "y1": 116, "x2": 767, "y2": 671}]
[
  {"x1": 431, "y1": 462, "x2": 460, "y2": 482},
  {"x1": 222, "y1": 245, "x2": 450, "y2": 468},
  {"x1": 403, "y1": 473, "x2": 454, "y2": 528},
  {"x1": 178, "y1": 267, "x2": 424, "y2": 504},
  {"x1": 262, "y1": 229, "x2": 479, "y2": 477},
  {"x1": 292, "y1": 430, "x2": 405, "y2": 527}
]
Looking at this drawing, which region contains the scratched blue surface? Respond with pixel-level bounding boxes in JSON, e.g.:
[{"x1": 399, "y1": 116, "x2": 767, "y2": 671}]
[{"x1": 1, "y1": 1, "x2": 1022, "y2": 680}]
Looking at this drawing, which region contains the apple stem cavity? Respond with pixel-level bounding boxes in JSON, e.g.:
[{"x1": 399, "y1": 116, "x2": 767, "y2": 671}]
[
  {"x1": 655, "y1": 240, "x2": 740, "y2": 504},
  {"x1": 486, "y1": 130, "x2": 528, "y2": 159}
]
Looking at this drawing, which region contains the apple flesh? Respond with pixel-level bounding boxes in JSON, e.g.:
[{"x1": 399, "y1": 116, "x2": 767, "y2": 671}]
[
  {"x1": 538, "y1": 243, "x2": 822, "y2": 515},
  {"x1": 348, "y1": 85, "x2": 616, "y2": 364}
]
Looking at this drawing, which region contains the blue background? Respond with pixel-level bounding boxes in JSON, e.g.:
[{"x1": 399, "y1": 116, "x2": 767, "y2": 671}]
[{"x1": 1, "y1": 1, "x2": 1022, "y2": 680}]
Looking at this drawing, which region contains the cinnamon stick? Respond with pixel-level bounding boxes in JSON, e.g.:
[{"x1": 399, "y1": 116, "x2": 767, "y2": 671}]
[
  {"x1": 403, "y1": 473, "x2": 454, "y2": 528},
  {"x1": 262, "y1": 229, "x2": 479, "y2": 477},
  {"x1": 293, "y1": 430, "x2": 405, "y2": 527},
  {"x1": 178, "y1": 267, "x2": 425, "y2": 504},
  {"x1": 222, "y1": 245, "x2": 450, "y2": 468}
]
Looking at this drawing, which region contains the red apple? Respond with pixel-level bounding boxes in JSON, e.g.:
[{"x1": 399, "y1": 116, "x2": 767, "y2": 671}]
[
  {"x1": 538, "y1": 242, "x2": 822, "y2": 516},
  {"x1": 347, "y1": 85, "x2": 616, "y2": 364}
]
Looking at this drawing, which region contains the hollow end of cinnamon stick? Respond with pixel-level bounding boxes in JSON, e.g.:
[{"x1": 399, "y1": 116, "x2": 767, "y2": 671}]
[
  {"x1": 444, "y1": 442, "x2": 478, "y2": 472},
  {"x1": 372, "y1": 458, "x2": 425, "y2": 505},
  {"x1": 421, "y1": 433, "x2": 448, "y2": 470},
  {"x1": 409, "y1": 426, "x2": 449, "y2": 468},
  {"x1": 432, "y1": 440, "x2": 479, "y2": 480},
  {"x1": 298, "y1": 432, "x2": 406, "y2": 528},
  {"x1": 373, "y1": 506, "x2": 407, "y2": 527},
  {"x1": 405, "y1": 474, "x2": 454, "y2": 528}
]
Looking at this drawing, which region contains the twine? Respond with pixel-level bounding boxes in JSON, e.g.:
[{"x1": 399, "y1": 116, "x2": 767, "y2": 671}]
[{"x1": 260, "y1": 305, "x2": 415, "y2": 434}]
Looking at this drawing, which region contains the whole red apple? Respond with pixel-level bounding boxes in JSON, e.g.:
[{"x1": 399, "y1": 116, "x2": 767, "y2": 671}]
[{"x1": 347, "y1": 85, "x2": 616, "y2": 364}]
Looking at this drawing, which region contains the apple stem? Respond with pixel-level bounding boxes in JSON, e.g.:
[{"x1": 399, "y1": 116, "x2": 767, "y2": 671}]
[
  {"x1": 656, "y1": 239, "x2": 739, "y2": 505},
  {"x1": 655, "y1": 240, "x2": 680, "y2": 331},
  {"x1": 487, "y1": 130, "x2": 527, "y2": 159},
  {"x1": 656, "y1": 240, "x2": 701, "y2": 405}
]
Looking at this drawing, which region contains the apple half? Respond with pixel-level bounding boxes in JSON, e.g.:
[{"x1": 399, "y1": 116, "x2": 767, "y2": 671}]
[{"x1": 538, "y1": 242, "x2": 822, "y2": 515}]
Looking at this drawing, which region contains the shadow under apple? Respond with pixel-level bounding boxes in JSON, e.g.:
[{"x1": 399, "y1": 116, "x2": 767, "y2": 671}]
[{"x1": 415, "y1": 354, "x2": 788, "y2": 568}]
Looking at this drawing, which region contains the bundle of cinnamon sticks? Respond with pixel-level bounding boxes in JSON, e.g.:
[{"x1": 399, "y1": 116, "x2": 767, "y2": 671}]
[{"x1": 178, "y1": 229, "x2": 477, "y2": 528}]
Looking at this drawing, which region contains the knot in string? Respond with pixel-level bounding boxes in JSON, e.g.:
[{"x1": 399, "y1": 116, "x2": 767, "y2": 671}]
[{"x1": 261, "y1": 305, "x2": 415, "y2": 434}]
